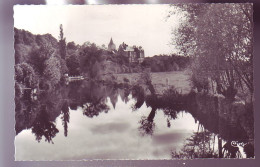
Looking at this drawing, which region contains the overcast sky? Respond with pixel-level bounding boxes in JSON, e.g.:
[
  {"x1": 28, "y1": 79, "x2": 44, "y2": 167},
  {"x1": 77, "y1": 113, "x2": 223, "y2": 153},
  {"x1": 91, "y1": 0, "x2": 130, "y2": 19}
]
[{"x1": 14, "y1": 5, "x2": 180, "y2": 57}]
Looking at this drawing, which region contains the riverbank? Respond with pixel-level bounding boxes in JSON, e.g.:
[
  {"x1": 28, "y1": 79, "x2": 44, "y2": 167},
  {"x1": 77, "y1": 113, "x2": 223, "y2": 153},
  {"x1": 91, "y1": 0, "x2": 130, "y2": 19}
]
[{"x1": 113, "y1": 70, "x2": 192, "y2": 95}]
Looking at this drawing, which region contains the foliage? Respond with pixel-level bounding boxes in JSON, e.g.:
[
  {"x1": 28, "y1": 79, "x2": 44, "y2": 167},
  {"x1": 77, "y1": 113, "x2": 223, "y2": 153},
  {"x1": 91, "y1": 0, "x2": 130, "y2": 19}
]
[
  {"x1": 131, "y1": 85, "x2": 145, "y2": 110},
  {"x1": 61, "y1": 101, "x2": 70, "y2": 137},
  {"x1": 141, "y1": 55, "x2": 190, "y2": 72},
  {"x1": 66, "y1": 53, "x2": 81, "y2": 75},
  {"x1": 138, "y1": 114, "x2": 155, "y2": 136},
  {"x1": 67, "y1": 41, "x2": 77, "y2": 50},
  {"x1": 170, "y1": 4, "x2": 253, "y2": 100},
  {"x1": 31, "y1": 106, "x2": 59, "y2": 144},
  {"x1": 43, "y1": 56, "x2": 62, "y2": 87},
  {"x1": 14, "y1": 44, "x2": 32, "y2": 64},
  {"x1": 82, "y1": 98, "x2": 109, "y2": 118},
  {"x1": 79, "y1": 43, "x2": 103, "y2": 78},
  {"x1": 90, "y1": 61, "x2": 102, "y2": 79},
  {"x1": 190, "y1": 72, "x2": 209, "y2": 93},
  {"x1": 123, "y1": 77, "x2": 129, "y2": 82},
  {"x1": 15, "y1": 82, "x2": 24, "y2": 98},
  {"x1": 60, "y1": 58, "x2": 69, "y2": 75},
  {"x1": 15, "y1": 63, "x2": 38, "y2": 88},
  {"x1": 14, "y1": 27, "x2": 69, "y2": 91},
  {"x1": 29, "y1": 45, "x2": 55, "y2": 75},
  {"x1": 59, "y1": 24, "x2": 67, "y2": 59},
  {"x1": 14, "y1": 28, "x2": 36, "y2": 46},
  {"x1": 35, "y1": 34, "x2": 58, "y2": 47},
  {"x1": 172, "y1": 131, "x2": 218, "y2": 159}
]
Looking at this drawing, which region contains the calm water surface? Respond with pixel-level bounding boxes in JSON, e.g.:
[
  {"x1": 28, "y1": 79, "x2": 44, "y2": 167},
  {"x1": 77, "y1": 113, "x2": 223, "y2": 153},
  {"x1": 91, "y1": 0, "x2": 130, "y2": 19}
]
[
  {"x1": 15, "y1": 95, "x2": 198, "y2": 160},
  {"x1": 15, "y1": 81, "x2": 253, "y2": 160}
]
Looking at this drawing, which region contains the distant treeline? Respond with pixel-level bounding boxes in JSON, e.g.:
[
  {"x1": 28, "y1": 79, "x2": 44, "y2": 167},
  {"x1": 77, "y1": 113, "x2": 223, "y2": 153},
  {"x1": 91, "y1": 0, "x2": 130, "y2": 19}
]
[
  {"x1": 141, "y1": 55, "x2": 190, "y2": 72},
  {"x1": 14, "y1": 26, "x2": 190, "y2": 95},
  {"x1": 14, "y1": 26, "x2": 106, "y2": 93}
]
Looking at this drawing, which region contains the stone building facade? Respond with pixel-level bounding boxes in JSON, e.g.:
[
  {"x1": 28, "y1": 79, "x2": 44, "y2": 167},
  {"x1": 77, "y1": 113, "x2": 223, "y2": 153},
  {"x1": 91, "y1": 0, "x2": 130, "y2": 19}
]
[{"x1": 120, "y1": 42, "x2": 145, "y2": 63}]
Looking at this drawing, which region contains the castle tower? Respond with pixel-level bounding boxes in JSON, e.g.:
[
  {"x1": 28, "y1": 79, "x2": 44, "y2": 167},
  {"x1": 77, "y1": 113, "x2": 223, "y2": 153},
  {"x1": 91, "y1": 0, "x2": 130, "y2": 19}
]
[{"x1": 108, "y1": 38, "x2": 116, "y2": 51}]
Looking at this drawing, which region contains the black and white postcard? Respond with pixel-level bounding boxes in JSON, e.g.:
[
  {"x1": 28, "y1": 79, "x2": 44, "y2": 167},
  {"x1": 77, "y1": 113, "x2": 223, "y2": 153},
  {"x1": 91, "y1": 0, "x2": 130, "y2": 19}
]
[{"x1": 14, "y1": 4, "x2": 254, "y2": 160}]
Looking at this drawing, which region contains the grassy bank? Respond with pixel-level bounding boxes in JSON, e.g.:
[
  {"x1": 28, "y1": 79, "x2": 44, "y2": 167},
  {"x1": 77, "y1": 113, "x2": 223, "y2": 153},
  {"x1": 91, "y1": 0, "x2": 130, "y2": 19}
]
[{"x1": 113, "y1": 70, "x2": 192, "y2": 95}]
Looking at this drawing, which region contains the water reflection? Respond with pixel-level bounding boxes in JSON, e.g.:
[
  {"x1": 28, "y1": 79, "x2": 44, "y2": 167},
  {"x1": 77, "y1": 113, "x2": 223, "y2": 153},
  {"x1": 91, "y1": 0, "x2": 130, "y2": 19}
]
[
  {"x1": 15, "y1": 80, "x2": 254, "y2": 160},
  {"x1": 32, "y1": 105, "x2": 59, "y2": 143}
]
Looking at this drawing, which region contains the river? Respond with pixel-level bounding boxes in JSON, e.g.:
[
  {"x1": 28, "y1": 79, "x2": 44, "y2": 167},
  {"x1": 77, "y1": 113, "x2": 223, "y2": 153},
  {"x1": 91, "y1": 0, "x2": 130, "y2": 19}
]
[{"x1": 14, "y1": 80, "x2": 254, "y2": 160}]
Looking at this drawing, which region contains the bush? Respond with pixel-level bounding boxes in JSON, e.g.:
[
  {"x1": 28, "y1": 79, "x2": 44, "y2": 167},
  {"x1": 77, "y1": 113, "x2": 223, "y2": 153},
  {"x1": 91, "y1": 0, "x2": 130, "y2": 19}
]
[
  {"x1": 123, "y1": 77, "x2": 129, "y2": 82},
  {"x1": 191, "y1": 73, "x2": 209, "y2": 93}
]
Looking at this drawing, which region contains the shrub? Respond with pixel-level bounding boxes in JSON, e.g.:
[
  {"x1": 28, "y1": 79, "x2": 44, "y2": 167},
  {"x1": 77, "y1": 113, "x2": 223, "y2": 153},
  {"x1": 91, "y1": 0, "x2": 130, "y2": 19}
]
[{"x1": 123, "y1": 77, "x2": 129, "y2": 82}]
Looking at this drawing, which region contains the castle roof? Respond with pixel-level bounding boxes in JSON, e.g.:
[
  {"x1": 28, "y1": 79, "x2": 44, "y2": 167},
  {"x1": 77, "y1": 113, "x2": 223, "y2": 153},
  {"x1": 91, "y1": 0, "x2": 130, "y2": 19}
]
[{"x1": 109, "y1": 38, "x2": 115, "y2": 45}]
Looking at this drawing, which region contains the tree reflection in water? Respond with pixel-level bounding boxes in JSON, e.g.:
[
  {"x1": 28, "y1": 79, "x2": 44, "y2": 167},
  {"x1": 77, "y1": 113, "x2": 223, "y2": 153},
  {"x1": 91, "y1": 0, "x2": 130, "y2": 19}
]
[
  {"x1": 82, "y1": 98, "x2": 109, "y2": 118},
  {"x1": 172, "y1": 130, "x2": 219, "y2": 159},
  {"x1": 61, "y1": 101, "x2": 70, "y2": 137},
  {"x1": 31, "y1": 105, "x2": 59, "y2": 144},
  {"x1": 138, "y1": 108, "x2": 156, "y2": 136},
  {"x1": 131, "y1": 85, "x2": 145, "y2": 111},
  {"x1": 131, "y1": 84, "x2": 254, "y2": 158},
  {"x1": 15, "y1": 80, "x2": 254, "y2": 158},
  {"x1": 137, "y1": 87, "x2": 186, "y2": 136}
]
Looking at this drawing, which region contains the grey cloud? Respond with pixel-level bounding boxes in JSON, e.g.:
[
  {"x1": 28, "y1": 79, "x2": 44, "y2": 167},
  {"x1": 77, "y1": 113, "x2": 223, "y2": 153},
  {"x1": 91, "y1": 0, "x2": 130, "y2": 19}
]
[
  {"x1": 152, "y1": 131, "x2": 189, "y2": 146},
  {"x1": 90, "y1": 122, "x2": 131, "y2": 134}
]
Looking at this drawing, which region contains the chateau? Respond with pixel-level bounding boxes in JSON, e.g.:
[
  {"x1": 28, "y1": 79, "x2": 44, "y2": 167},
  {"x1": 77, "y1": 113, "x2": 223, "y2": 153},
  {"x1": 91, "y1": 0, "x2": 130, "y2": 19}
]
[{"x1": 108, "y1": 38, "x2": 145, "y2": 63}]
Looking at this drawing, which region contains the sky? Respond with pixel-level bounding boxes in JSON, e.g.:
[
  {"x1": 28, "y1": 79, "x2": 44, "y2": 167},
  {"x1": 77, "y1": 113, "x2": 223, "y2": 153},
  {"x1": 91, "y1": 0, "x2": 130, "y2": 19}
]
[{"x1": 14, "y1": 5, "x2": 180, "y2": 57}]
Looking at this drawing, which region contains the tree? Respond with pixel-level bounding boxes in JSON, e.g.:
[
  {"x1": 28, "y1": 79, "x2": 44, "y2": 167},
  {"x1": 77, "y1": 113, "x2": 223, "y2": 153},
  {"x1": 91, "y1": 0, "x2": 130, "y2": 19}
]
[
  {"x1": 15, "y1": 63, "x2": 38, "y2": 88},
  {"x1": 29, "y1": 45, "x2": 55, "y2": 75},
  {"x1": 59, "y1": 24, "x2": 67, "y2": 59},
  {"x1": 169, "y1": 4, "x2": 253, "y2": 100},
  {"x1": 43, "y1": 56, "x2": 62, "y2": 87},
  {"x1": 66, "y1": 53, "x2": 81, "y2": 75},
  {"x1": 14, "y1": 44, "x2": 32, "y2": 64},
  {"x1": 101, "y1": 44, "x2": 107, "y2": 50},
  {"x1": 79, "y1": 43, "x2": 103, "y2": 77},
  {"x1": 67, "y1": 41, "x2": 77, "y2": 50}
]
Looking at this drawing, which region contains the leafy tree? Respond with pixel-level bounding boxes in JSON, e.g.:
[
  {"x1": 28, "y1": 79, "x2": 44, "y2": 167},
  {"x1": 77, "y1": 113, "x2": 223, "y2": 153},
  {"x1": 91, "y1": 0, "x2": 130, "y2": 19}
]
[
  {"x1": 14, "y1": 44, "x2": 32, "y2": 64},
  {"x1": 67, "y1": 41, "x2": 77, "y2": 50},
  {"x1": 79, "y1": 43, "x2": 103, "y2": 77},
  {"x1": 43, "y1": 56, "x2": 62, "y2": 87},
  {"x1": 101, "y1": 44, "x2": 107, "y2": 50},
  {"x1": 59, "y1": 24, "x2": 67, "y2": 59},
  {"x1": 14, "y1": 28, "x2": 36, "y2": 46},
  {"x1": 66, "y1": 53, "x2": 80, "y2": 75},
  {"x1": 169, "y1": 4, "x2": 253, "y2": 100},
  {"x1": 14, "y1": 28, "x2": 24, "y2": 45},
  {"x1": 60, "y1": 58, "x2": 69, "y2": 75},
  {"x1": 29, "y1": 45, "x2": 55, "y2": 75},
  {"x1": 15, "y1": 63, "x2": 38, "y2": 88},
  {"x1": 141, "y1": 55, "x2": 188, "y2": 72},
  {"x1": 36, "y1": 34, "x2": 58, "y2": 48}
]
